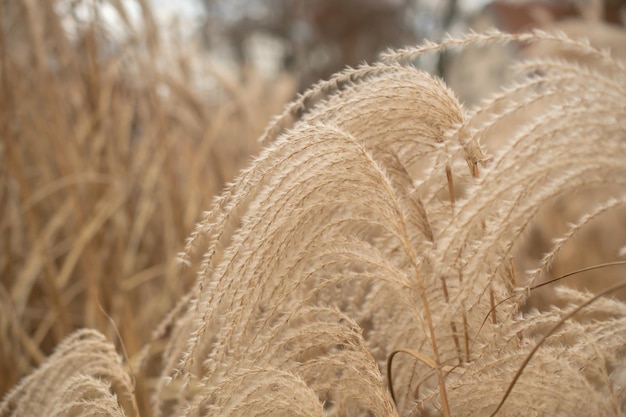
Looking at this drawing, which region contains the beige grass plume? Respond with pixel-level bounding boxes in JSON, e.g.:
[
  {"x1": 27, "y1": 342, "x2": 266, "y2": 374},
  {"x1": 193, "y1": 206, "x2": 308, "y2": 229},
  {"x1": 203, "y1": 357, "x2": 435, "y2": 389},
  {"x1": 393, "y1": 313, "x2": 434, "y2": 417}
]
[
  {"x1": 0, "y1": 329, "x2": 135, "y2": 417},
  {"x1": 144, "y1": 28, "x2": 626, "y2": 416},
  {"x1": 4, "y1": 25, "x2": 626, "y2": 417},
  {"x1": 159, "y1": 62, "x2": 471, "y2": 416}
]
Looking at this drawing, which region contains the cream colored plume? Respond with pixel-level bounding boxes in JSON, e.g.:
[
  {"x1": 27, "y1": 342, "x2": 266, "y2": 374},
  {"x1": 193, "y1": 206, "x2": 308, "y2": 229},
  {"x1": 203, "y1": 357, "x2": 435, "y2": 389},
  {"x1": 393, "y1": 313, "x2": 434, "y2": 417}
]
[
  {"x1": 152, "y1": 29, "x2": 626, "y2": 416},
  {"x1": 5, "y1": 28, "x2": 626, "y2": 417},
  {"x1": 1, "y1": 330, "x2": 135, "y2": 417}
]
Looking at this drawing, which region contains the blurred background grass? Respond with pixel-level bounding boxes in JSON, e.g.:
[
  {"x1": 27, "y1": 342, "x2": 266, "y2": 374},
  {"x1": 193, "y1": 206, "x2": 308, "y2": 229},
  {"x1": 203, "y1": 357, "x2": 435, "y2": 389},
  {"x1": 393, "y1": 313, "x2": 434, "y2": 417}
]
[
  {"x1": 1, "y1": 0, "x2": 625, "y2": 415},
  {"x1": 0, "y1": 0, "x2": 296, "y2": 405}
]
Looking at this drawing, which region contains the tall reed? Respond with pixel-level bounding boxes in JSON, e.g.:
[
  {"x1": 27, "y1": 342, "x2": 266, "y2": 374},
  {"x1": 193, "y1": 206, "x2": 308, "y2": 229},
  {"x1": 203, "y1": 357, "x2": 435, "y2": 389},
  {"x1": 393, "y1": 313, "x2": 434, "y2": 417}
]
[{"x1": 0, "y1": 0, "x2": 294, "y2": 411}]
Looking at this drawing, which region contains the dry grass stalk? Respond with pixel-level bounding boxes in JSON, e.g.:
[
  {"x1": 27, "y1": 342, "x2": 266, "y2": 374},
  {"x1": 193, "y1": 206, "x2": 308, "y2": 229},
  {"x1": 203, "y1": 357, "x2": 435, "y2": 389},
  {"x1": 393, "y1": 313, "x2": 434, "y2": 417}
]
[
  {"x1": 2, "y1": 3, "x2": 626, "y2": 416},
  {"x1": 0, "y1": 0, "x2": 294, "y2": 411},
  {"x1": 0, "y1": 329, "x2": 134, "y2": 417},
  {"x1": 146, "y1": 29, "x2": 625, "y2": 416}
]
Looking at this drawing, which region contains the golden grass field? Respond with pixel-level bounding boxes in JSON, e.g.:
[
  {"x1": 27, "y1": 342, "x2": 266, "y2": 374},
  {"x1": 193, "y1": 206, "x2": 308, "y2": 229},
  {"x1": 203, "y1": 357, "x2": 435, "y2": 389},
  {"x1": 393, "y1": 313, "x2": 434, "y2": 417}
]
[
  {"x1": 0, "y1": 1, "x2": 295, "y2": 411},
  {"x1": 2, "y1": 1, "x2": 626, "y2": 416}
]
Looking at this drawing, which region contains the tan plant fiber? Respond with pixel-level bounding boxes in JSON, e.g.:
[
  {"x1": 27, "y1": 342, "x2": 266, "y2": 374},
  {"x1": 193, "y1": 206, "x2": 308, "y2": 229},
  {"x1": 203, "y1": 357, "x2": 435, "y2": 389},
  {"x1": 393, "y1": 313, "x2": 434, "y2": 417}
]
[
  {"x1": 0, "y1": 329, "x2": 135, "y2": 417},
  {"x1": 138, "y1": 29, "x2": 626, "y2": 416},
  {"x1": 3, "y1": 17, "x2": 626, "y2": 417},
  {"x1": 0, "y1": 0, "x2": 294, "y2": 409}
]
